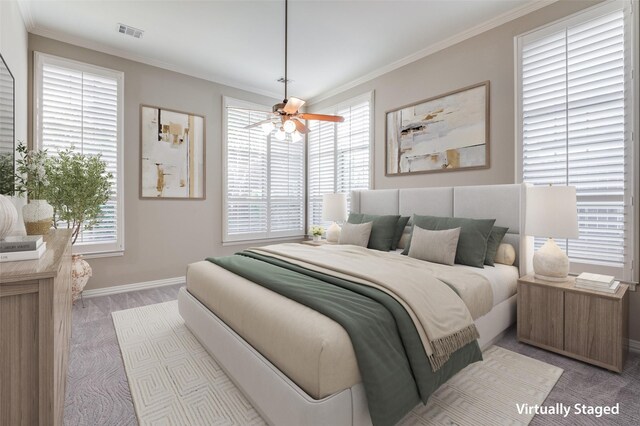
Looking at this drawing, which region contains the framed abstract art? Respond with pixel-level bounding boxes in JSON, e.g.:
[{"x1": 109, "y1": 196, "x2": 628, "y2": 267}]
[
  {"x1": 386, "y1": 81, "x2": 489, "y2": 176},
  {"x1": 140, "y1": 105, "x2": 205, "y2": 199}
]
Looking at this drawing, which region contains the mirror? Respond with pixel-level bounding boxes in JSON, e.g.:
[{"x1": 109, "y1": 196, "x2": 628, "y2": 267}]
[{"x1": 0, "y1": 54, "x2": 15, "y2": 195}]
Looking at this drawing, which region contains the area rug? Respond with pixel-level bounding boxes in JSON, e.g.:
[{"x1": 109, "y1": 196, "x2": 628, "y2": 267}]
[{"x1": 113, "y1": 301, "x2": 563, "y2": 425}]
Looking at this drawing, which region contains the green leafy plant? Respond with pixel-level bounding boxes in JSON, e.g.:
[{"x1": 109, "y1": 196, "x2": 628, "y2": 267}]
[
  {"x1": 309, "y1": 225, "x2": 325, "y2": 237},
  {"x1": 0, "y1": 151, "x2": 14, "y2": 195},
  {"x1": 14, "y1": 141, "x2": 50, "y2": 199},
  {"x1": 44, "y1": 148, "x2": 113, "y2": 244}
]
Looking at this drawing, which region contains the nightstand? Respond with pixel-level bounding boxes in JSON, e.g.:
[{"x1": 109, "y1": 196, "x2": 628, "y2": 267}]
[
  {"x1": 517, "y1": 275, "x2": 629, "y2": 372},
  {"x1": 301, "y1": 239, "x2": 335, "y2": 246}
]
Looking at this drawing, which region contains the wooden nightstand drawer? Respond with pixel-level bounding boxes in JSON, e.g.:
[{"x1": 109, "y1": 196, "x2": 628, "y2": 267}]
[
  {"x1": 564, "y1": 291, "x2": 628, "y2": 371},
  {"x1": 517, "y1": 275, "x2": 629, "y2": 372},
  {"x1": 517, "y1": 283, "x2": 563, "y2": 350}
]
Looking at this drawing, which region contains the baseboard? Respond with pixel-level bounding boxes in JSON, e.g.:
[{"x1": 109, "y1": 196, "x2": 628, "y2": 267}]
[
  {"x1": 82, "y1": 276, "x2": 185, "y2": 298},
  {"x1": 629, "y1": 339, "x2": 640, "y2": 354}
]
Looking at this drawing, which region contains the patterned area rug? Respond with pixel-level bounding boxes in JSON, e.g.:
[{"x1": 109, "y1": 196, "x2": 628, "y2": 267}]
[{"x1": 113, "y1": 301, "x2": 562, "y2": 425}]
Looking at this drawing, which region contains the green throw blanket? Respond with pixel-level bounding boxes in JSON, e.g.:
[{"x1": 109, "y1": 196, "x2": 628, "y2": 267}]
[{"x1": 207, "y1": 252, "x2": 482, "y2": 426}]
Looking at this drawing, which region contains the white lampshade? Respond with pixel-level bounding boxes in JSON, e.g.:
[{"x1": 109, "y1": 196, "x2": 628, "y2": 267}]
[
  {"x1": 526, "y1": 185, "x2": 579, "y2": 239},
  {"x1": 322, "y1": 193, "x2": 348, "y2": 222},
  {"x1": 291, "y1": 131, "x2": 302, "y2": 143},
  {"x1": 283, "y1": 119, "x2": 296, "y2": 134},
  {"x1": 260, "y1": 122, "x2": 275, "y2": 135},
  {"x1": 274, "y1": 128, "x2": 286, "y2": 141}
]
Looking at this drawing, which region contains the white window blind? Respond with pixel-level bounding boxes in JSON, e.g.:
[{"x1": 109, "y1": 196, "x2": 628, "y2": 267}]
[
  {"x1": 518, "y1": 1, "x2": 634, "y2": 280},
  {"x1": 224, "y1": 97, "x2": 305, "y2": 242},
  {"x1": 35, "y1": 53, "x2": 124, "y2": 255},
  {"x1": 307, "y1": 93, "x2": 372, "y2": 228}
]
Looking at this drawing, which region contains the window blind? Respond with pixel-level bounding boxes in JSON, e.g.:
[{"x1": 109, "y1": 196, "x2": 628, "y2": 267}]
[
  {"x1": 307, "y1": 94, "x2": 372, "y2": 228},
  {"x1": 224, "y1": 99, "x2": 305, "y2": 242},
  {"x1": 36, "y1": 54, "x2": 123, "y2": 254},
  {"x1": 519, "y1": 4, "x2": 633, "y2": 279}
]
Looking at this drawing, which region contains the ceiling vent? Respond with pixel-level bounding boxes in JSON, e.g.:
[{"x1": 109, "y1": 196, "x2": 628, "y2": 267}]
[{"x1": 117, "y1": 23, "x2": 144, "y2": 39}]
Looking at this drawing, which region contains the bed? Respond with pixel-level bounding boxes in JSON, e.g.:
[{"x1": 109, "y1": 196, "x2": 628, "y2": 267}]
[{"x1": 178, "y1": 183, "x2": 534, "y2": 426}]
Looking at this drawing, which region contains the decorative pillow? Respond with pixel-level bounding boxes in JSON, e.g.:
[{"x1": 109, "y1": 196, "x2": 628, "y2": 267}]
[
  {"x1": 408, "y1": 226, "x2": 461, "y2": 266},
  {"x1": 391, "y1": 217, "x2": 410, "y2": 250},
  {"x1": 347, "y1": 213, "x2": 401, "y2": 251},
  {"x1": 494, "y1": 243, "x2": 516, "y2": 266},
  {"x1": 397, "y1": 232, "x2": 411, "y2": 250},
  {"x1": 338, "y1": 222, "x2": 373, "y2": 247},
  {"x1": 484, "y1": 226, "x2": 509, "y2": 266},
  {"x1": 402, "y1": 215, "x2": 496, "y2": 268}
]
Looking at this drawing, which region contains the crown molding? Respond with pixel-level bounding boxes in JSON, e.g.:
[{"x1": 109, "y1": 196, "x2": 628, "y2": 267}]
[
  {"x1": 27, "y1": 25, "x2": 282, "y2": 100},
  {"x1": 307, "y1": 0, "x2": 558, "y2": 105},
  {"x1": 16, "y1": 0, "x2": 35, "y2": 32}
]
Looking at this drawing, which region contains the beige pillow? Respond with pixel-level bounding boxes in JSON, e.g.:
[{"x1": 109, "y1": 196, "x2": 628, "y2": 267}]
[
  {"x1": 494, "y1": 243, "x2": 516, "y2": 266},
  {"x1": 339, "y1": 222, "x2": 373, "y2": 247},
  {"x1": 397, "y1": 231, "x2": 411, "y2": 250},
  {"x1": 408, "y1": 226, "x2": 461, "y2": 266}
]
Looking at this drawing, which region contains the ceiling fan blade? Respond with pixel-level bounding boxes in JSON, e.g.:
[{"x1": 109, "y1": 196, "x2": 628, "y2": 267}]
[
  {"x1": 283, "y1": 97, "x2": 306, "y2": 114},
  {"x1": 292, "y1": 118, "x2": 309, "y2": 134},
  {"x1": 298, "y1": 113, "x2": 345, "y2": 123},
  {"x1": 244, "y1": 118, "x2": 277, "y2": 129}
]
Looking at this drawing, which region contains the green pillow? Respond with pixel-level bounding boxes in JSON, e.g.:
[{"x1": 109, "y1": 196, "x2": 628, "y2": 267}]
[
  {"x1": 402, "y1": 215, "x2": 496, "y2": 268},
  {"x1": 484, "y1": 226, "x2": 509, "y2": 266},
  {"x1": 347, "y1": 213, "x2": 400, "y2": 251},
  {"x1": 391, "y1": 217, "x2": 410, "y2": 250}
]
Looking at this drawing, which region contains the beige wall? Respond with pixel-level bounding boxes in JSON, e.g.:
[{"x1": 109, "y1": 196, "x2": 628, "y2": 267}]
[
  {"x1": 1, "y1": 0, "x2": 29, "y2": 217},
  {"x1": 28, "y1": 34, "x2": 289, "y2": 291},
  {"x1": 310, "y1": 0, "x2": 640, "y2": 342}
]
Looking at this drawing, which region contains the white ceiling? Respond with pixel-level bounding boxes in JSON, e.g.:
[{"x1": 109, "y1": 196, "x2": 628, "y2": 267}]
[{"x1": 19, "y1": 0, "x2": 548, "y2": 102}]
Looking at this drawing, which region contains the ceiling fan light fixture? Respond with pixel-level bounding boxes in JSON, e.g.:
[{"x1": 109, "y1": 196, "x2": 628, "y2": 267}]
[
  {"x1": 261, "y1": 122, "x2": 275, "y2": 135},
  {"x1": 291, "y1": 131, "x2": 302, "y2": 143},
  {"x1": 283, "y1": 119, "x2": 296, "y2": 134},
  {"x1": 275, "y1": 128, "x2": 287, "y2": 141}
]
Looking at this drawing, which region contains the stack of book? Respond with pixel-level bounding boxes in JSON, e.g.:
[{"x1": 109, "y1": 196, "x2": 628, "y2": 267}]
[
  {"x1": 575, "y1": 272, "x2": 620, "y2": 294},
  {"x1": 0, "y1": 236, "x2": 47, "y2": 262}
]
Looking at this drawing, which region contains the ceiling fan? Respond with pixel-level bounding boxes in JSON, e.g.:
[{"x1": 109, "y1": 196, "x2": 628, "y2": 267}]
[{"x1": 240, "y1": 0, "x2": 344, "y2": 141}]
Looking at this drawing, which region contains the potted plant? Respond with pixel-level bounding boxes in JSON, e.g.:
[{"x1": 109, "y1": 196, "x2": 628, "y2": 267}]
[
  {"x1": 0, "y1": 151, "x2": 18, "y2": 239},
  {"x1": 44, "y1": 148, "x2": 113, "y2": 302},
  {"x1": 309, "y1": 225, "x2": 325, "y2": 242},
  {"x1": 14, "y1": 141, "x2": 53, "y2": 235}
]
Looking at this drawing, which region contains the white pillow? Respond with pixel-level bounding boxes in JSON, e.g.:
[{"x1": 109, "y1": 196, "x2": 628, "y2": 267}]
[
  {"x1": 339, "y1": 222, "x2": 373, "y2": 247},
  {"x1": 408, "y1": 226, "x2": 461, "y2": 266},
  {"x1": 494, "y1": 243, "x2": 516, "y2": 266}
]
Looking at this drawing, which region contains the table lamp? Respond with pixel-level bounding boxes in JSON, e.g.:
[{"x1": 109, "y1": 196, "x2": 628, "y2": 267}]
[
  {"x1": 525, "y1": 185, "x2": 579, "y2": 281},
  {"x1": 322, "y1": 193, "x2": 347, "y2": 243}
]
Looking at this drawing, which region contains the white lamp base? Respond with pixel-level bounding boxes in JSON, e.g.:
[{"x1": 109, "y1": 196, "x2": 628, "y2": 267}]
[
  {"x1": 533, "y1": 238, "x2": 570, "y2": 282},
  {"x1": 326, "y1": 222, "x2": 341, "y2": 243}
]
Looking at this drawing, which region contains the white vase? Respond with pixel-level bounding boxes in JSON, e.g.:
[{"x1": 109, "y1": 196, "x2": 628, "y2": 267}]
[
  {"x1": 0, "y1": 194, "x2": 18, "y2": 239},
  {"x1": 71, "y1": 255, "x2": 92, "y2": 303},
  {"x1": 22, "y1": 199, "x2": 53, "y2": 235},
  {"x1": 313, "y1": 235, "x2": 322, "y2": 242}
]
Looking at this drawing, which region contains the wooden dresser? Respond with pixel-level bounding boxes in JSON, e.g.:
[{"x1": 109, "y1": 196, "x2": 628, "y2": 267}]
[
  {"x1": 0, "y1": 230, "x2": 73, "y2": 426},
  {"x1": 517, "y1": 274, "x2": 629, "y2": 372}
]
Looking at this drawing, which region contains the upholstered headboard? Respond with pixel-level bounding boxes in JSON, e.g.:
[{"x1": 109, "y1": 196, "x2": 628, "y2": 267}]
[{"x1": 351, "y1": 184, "x2": 533, "y2": 276}]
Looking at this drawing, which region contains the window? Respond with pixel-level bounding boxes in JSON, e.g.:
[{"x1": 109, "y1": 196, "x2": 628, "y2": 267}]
[
  {"x1": 223, "y1": 97, "x2": 305, "y2": 242},
  {"x1": 34, "y1": 52, "x2": 124, "y2": 256},
  {"x1": 516, "y1": 1, "x2": 636, "y2": 280},
  {"x1": 307, "y1": 92, "x2": 373, "y2": 227}
]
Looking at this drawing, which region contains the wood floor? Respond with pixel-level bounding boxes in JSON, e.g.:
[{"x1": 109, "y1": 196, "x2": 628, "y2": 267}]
[{"x1": 64, "y1": 284, "x2": 640, "y2": 425}]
